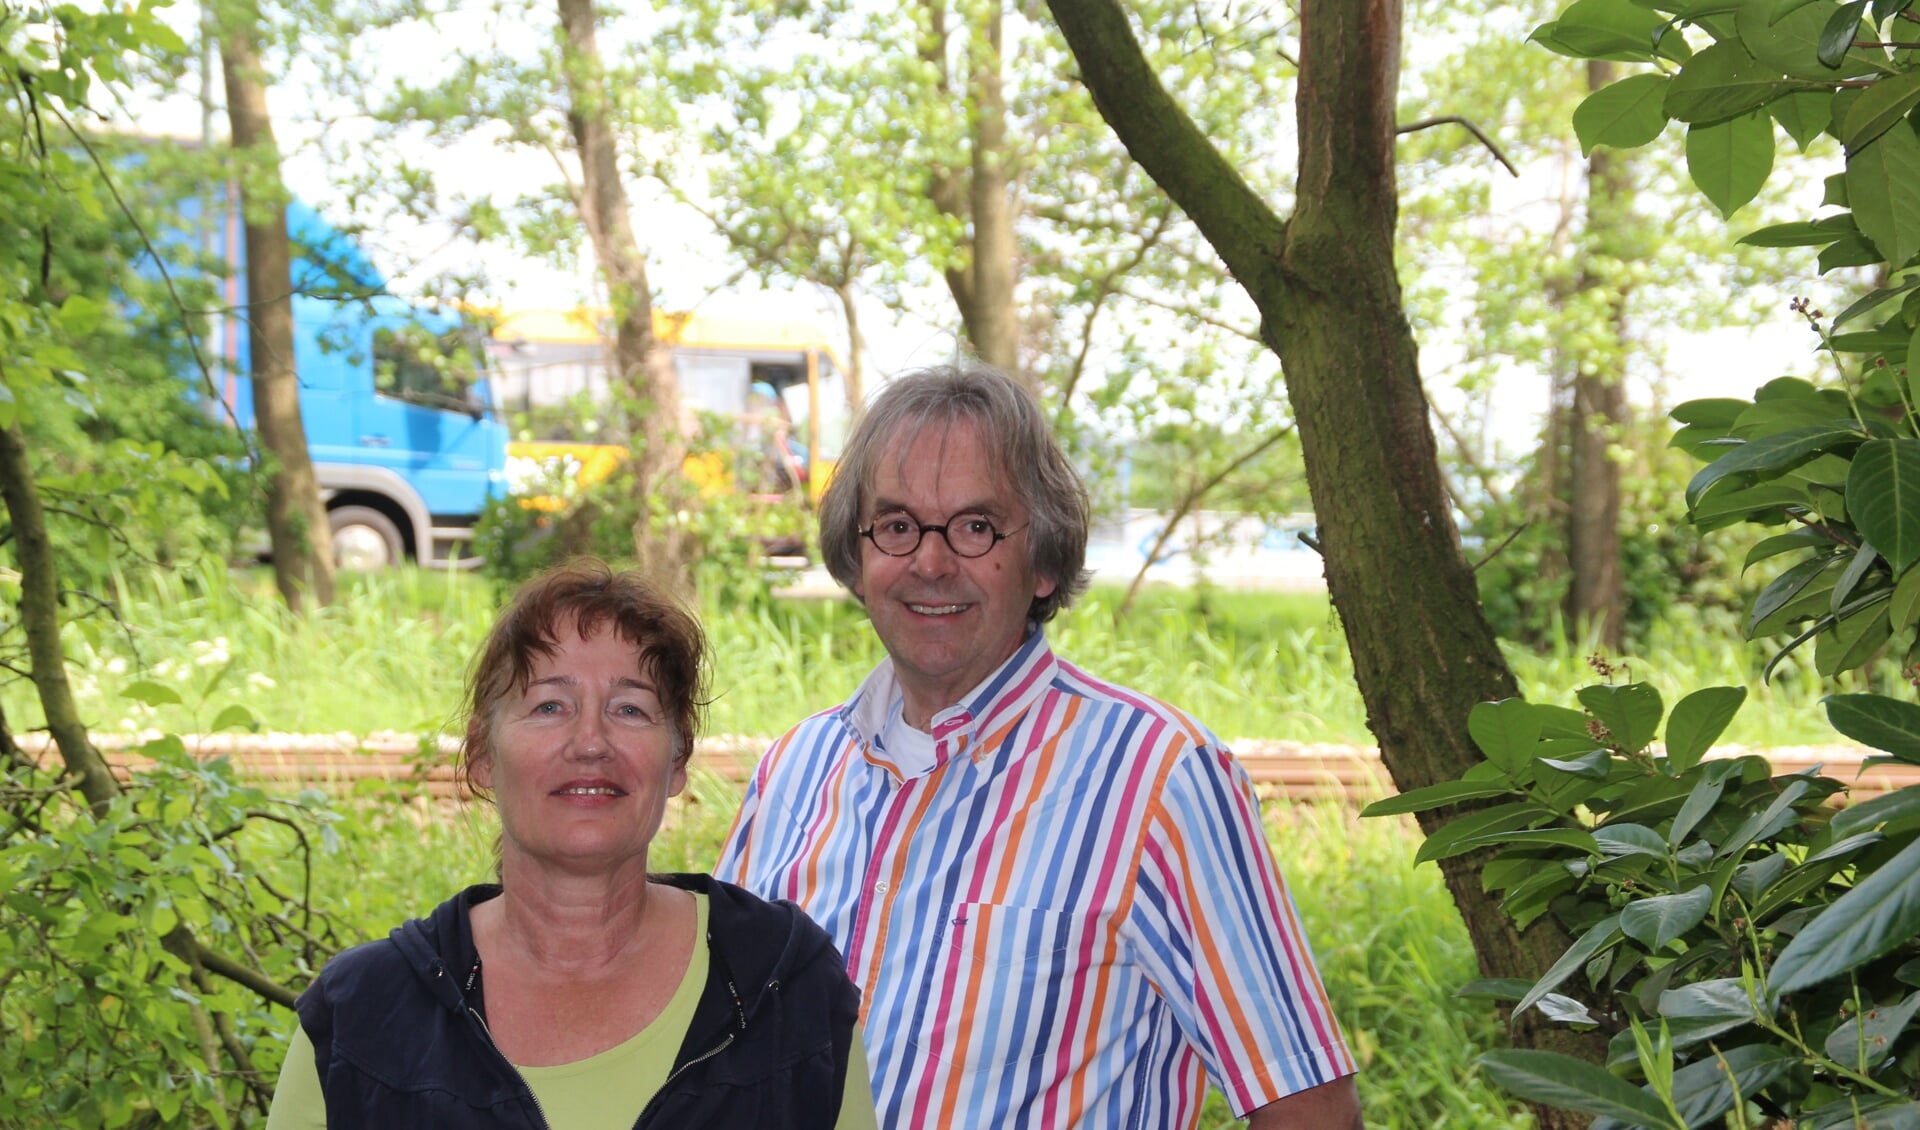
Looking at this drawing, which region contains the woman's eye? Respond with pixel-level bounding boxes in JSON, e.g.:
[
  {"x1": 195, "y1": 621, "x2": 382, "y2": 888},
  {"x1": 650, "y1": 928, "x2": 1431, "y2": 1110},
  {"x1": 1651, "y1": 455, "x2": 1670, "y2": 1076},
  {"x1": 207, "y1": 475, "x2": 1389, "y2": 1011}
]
[{"x1": 533, "y1": 700, "x2": 563, "y2": 714}]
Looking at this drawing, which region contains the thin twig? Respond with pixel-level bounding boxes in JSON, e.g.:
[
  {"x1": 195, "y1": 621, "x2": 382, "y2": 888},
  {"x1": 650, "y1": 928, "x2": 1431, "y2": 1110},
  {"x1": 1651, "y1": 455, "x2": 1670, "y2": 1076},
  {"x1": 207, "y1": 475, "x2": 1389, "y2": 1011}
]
[{"x1": 1396, "y1": 115, "x2": 1519, "y2": 177}]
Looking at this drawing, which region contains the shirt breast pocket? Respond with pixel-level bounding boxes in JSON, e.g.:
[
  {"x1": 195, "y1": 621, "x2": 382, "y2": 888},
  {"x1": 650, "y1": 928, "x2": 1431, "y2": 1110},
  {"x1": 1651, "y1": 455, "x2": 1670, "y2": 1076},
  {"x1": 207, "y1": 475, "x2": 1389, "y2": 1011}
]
[{"x1": 908, "y1": 901, "x2": 1110, "y2": 1067}]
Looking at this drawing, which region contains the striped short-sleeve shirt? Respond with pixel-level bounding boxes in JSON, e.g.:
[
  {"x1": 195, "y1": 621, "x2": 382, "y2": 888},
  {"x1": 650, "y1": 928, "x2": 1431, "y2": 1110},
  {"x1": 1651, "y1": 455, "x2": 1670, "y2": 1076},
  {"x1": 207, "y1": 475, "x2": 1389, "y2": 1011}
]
[{"x1": 714, "y1": 630, "x2": 1354, "y2": 1129}]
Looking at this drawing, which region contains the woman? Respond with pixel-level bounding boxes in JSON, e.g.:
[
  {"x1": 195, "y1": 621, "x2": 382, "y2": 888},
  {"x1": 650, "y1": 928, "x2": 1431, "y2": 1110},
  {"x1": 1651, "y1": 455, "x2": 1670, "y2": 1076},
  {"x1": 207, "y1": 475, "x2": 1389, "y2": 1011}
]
[{"x1": 267, "y1": 560, "x2": 875, "y2": 1128}]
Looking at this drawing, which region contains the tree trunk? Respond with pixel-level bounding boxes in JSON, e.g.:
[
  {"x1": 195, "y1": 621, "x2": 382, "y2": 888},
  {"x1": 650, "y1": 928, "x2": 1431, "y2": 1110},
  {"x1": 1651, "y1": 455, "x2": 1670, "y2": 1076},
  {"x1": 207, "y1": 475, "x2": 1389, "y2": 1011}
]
[
  {"x1": 1044, "y1": 0, "x2": 1600, "y2": 1122},
  {"x1": 1564, "y1": 60, "x2": 1629, "y2": 652},
  {"x1": 964, "y1": 3, "x2": 1020, "y2": 377},
  {"x1": 833, "y1": 280, "x2": 868, "y2": 410},
  {"x1": 555, "y1": 0, "x2": 691, "y2": 593},
  {"x1": 221, "y1": 15, "x2": 336, "y2": 612},
  {"x1": 922, "y1": 0, "x2": 1024, "y2": 383},
  {"x1": 0, "y1": 423, "x2": 120, "y2": 816}
]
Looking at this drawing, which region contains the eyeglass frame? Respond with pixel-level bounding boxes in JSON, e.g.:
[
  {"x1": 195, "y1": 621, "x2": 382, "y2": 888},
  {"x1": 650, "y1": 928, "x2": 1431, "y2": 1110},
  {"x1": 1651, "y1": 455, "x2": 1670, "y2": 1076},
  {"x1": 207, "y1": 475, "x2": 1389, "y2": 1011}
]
[{"x1": 857, "y1": 511, "x2": 1028, "y2": 559}]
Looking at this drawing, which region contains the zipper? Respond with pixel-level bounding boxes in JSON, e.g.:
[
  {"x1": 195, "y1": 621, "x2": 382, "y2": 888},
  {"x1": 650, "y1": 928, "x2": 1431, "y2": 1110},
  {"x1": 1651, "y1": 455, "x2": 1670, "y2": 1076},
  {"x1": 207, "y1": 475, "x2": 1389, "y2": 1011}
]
[
  {"x1": 466, "y1": 1004, "x2": 552, "y2": 1130},
  {"x1": 632, "y1": 950, "x2": 749, "y2": 1129}
]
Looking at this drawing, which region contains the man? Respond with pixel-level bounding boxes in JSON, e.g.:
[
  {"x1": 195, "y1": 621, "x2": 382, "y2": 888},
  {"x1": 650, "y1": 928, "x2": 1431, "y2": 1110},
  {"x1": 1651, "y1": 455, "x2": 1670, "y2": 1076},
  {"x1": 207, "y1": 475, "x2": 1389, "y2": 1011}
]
[{"x1": 716, "y1": 365, "x2": 1361, "y2": 1128}]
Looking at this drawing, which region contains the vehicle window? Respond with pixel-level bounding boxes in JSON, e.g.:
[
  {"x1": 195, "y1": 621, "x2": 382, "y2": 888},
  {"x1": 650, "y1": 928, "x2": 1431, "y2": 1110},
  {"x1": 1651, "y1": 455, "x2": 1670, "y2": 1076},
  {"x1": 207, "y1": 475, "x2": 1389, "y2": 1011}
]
[{"x1": 373, "y1": 325, "x2": 479, "y2": 412}]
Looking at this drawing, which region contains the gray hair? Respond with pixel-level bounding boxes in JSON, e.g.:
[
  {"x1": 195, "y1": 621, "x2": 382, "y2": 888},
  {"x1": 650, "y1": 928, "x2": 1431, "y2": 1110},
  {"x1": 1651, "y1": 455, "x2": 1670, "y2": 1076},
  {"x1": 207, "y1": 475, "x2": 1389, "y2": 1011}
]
[{"x1": 820, "y1": 364, "x2": 1091, "y2": 623}]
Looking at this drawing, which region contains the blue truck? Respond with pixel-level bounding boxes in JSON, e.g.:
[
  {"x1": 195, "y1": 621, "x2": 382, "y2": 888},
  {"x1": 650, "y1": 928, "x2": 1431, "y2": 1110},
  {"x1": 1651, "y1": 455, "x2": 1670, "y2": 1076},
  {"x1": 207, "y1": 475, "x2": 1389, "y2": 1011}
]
[{"x1": 199, "y1": 198, "x2": 510, "y2": 568}]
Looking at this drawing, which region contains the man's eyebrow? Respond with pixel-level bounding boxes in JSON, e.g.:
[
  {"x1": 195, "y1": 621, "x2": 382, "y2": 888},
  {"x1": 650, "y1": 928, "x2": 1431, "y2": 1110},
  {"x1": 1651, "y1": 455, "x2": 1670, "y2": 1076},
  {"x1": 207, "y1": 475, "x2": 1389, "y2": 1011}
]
[{"x1": 869, "y1": 497, "x2": 1005, "y2": 518}]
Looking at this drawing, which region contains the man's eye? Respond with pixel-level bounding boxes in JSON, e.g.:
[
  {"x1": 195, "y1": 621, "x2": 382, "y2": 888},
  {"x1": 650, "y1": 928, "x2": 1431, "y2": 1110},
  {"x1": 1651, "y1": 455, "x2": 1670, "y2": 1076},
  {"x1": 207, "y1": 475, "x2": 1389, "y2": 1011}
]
[
  {"x1": 880, "y1": 518, "x2": 915, "y2": 535},
  {"x1": 959, "y1": 517, "x2": 994, "y2": 536}
]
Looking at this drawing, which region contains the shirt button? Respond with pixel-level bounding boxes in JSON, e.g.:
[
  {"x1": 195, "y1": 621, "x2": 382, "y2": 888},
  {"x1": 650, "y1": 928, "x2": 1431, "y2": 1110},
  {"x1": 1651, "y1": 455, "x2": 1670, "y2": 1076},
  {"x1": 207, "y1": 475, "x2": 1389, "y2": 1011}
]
[{"x1": 873, "y1": 880, "x2": 890, "y2": 894}]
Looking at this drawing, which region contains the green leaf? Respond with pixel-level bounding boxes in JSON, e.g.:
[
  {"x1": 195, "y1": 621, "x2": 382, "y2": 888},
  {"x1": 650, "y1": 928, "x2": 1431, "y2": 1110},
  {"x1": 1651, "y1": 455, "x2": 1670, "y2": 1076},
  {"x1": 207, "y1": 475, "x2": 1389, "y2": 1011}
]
[
  {"x1": 1686, "y1": 423, "x2": 1864, "y2": 509},
  {"x1": 1827, "y1": 693, "x2": 1920, "y2": 762},
  {"x1": 1748, "y1": 554, "x2": 1838, "y2": 635},
  {"x1": 1621, "y1": 885, "x2": 1716, "y2": 950},
  {"x1": 1833, "y1": 542, "x2": 1882, "y2": 611},
  {"x1": 1416, "y1": 802, "x2": 1557, "y2": 864},
  {"x1": 1595, "y1": 822, "x2": 1671, "y2": 858},
  {"x1": 1717, "y1": 778, "x2": 1812, "y2": 858},
  {"x1": 1745, "y1": 526, "x2": 1833, "y2": 569},
  {"x1": 1831, "y1": 783, "x2": 1920, "y2": 837},
  {"x1": 1692, "y1": 481, "x2": 1809, "y2": 526},
  {"x1": 1831, "y1": 276, "x2": 1920, "y2": 331},
  {"x1": 119, "y1": 680, "x2": 182, "y2": 707},
  {"x1": 1738, "y1": 216, "x2": 1852, "y2": 247},
  {"x1": 1576, "y1": 73, "x2": 1673, "y2": 154},
  {"x1": 1580, "y1": 682, "x2": 1665, "y2": 753},
  {"x1": 1460, "y1": 827, "x2": 1602, "y2": 854},
  {"x1": 1671, "y1": 397, "x2": 1750, "y2": 427},
  {"x1": 1670, "y1": 772, "x2": 1729, "y2": 847},
  {"x1": 1891, "y1": 564, "x2": 1920, "y2": 629},
  {"x1": 1820, "y1": 989, "x2": 1920, "y2": 1074},
  {"x1": 1469, "y1": 698, "x2": 1547, "y2": 774},
  {"x1": 1458, "y1": 978, "x2": 1532, "y2": 1001},
  {"x1": 1663, "y1": 686, "x2": 1747, "y2": 772},
  {"x1": 208, "y1": 704, "x2": 258, "y2": 733},
  {"x1": 1686, "y1": 111, "x2": 1776, "y2": 217},
  {"x1": 1769, "y1": 88, "x2": 1834, "y2": 150},
  {"x1": 1814, "y1": 597, "x2": 1891, "y2": 676},
  {"x1": 1550, "y1": 0, "x2": 1691, "y2": 59},
  {"x1": 1805, "y1": 830, "x2": 1885, "y2": 865},
  {"x1": 1664, "y1": 40, "x2": 1792, "y2": 124},
  {"x1": 1361, "y1": 778, "x2": 1515, "y2": 817},
  {"x1": 1517, "y1": 914, "x2": 1625, "y2": 1018},
  {"x1": 1820, "y1": 232, "x2": 1885, "y2": 272},
  {"x1": 1660, "y1": 977, "x2": 1765, "y2": 1037},
  {"x1": 1848, "y1": 123, "x2": 1920, "y2": 269},
  {"x1": 1478, "y1": 1049, "x2": 1681, "y2": 1128},
  {"x1": 1818, "y1": 0, "x2": 1869, "y2": 67},
  {"x1": 1843, "y1": 70, "x2": 1920, "y2": 153},
  {"x1": 1665, "y1": 1044, "x2": 1795, "y2": 1128},
  {"x1": 1740, "y1": 0, "x2": 1883, "y2": 77},
  {"x1": 1850, "y1": 439, "x2": 1920, "y2": 573},
  {"x1": 1770, "y1": 835, "x2": 1920, "y2": 997}
]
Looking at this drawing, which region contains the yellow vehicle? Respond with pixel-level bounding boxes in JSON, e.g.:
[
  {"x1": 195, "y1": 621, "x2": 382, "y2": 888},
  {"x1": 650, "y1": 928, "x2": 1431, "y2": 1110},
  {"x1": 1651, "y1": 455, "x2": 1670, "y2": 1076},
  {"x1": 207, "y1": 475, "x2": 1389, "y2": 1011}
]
[{"x1": 487, "y1": 308, "x2": 847, "y2": 505}]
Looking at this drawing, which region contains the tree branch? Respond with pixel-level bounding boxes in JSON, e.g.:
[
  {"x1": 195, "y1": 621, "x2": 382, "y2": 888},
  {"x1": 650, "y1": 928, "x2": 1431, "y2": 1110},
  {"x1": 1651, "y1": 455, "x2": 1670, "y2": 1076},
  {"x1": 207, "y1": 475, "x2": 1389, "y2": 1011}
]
[
  {"x1": 1046, "y1": 0, "x2": 1290, "y2": 305},
  {"x1": 1396, "y1": 114, "x2": 1519, "y2": 176}
]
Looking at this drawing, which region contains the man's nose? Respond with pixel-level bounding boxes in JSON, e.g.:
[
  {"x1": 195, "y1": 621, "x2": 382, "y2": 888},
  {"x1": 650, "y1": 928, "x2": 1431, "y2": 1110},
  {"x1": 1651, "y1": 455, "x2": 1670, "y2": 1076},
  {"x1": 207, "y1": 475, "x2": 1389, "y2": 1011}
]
[{"x1": 909, "y1": 527, "x2": 960, "y2": 576}]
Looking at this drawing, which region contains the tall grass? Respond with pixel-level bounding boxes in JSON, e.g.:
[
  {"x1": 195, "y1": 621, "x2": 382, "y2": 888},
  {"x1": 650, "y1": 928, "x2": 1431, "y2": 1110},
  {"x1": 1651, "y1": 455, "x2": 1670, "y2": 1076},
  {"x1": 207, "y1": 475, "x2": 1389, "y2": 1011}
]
[
  {"x1": 296, "y1": 781, "x2": 1531, "y2": 1128},
  {"x1": 7, "y1": 563, "x2": 1852, "y2": 749}
]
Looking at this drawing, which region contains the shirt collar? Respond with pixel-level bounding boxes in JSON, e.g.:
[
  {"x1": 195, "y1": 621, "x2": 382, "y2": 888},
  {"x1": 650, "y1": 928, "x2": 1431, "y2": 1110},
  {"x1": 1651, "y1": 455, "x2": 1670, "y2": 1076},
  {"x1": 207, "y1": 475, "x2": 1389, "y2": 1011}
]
[{"x1": 840, "y1": 626, "x2": 1060, "y2": 774}]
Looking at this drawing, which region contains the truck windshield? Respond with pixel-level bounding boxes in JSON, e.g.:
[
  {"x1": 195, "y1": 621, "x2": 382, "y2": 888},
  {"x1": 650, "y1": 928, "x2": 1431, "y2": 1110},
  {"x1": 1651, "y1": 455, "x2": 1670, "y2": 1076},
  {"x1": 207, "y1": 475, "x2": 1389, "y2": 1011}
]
[{"x1": 373, "y1": 324, "x2": 482, "y2": 415}]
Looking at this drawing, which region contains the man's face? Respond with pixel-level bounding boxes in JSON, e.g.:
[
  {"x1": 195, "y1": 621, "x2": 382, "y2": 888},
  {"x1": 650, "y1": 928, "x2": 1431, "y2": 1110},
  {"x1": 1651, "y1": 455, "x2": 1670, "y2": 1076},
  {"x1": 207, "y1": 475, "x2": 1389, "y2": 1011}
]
[{"x1": 855, "y1": 420, "x2": 1056, "y2": 728}]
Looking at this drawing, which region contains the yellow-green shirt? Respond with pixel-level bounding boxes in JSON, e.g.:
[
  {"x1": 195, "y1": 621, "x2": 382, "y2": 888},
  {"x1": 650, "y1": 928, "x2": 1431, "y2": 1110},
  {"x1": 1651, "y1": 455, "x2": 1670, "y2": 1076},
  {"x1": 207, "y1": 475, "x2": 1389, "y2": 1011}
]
[{"x1": 266, "y1": 893, "x2": 876, "y2": 1130}]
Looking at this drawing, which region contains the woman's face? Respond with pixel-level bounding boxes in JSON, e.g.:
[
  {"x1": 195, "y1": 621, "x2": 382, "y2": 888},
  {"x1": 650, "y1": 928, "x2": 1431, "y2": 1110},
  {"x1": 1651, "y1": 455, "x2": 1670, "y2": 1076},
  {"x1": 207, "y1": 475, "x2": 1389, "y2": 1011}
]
[{"x1": 471, "y1": 619, "x2": 685, "y2": 875}]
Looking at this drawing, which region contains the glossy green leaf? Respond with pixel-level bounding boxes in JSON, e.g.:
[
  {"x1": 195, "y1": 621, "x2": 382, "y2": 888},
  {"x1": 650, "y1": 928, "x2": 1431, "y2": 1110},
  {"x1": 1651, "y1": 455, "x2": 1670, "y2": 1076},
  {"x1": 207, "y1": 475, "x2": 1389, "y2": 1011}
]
[
  {"x1": 1469, "y1": 698, "x2": 1547, "y2": 774},
  {"x1": 1576, "y1": 73, "x2": 1673, "y2": 153},
  {"x1": 1745, "y1": 527, "x2": 1834, "y2": 569},
  {"x1": 1478, "y1": 1049, "x2": 1681, "y2": 1128},
  {"x1": 1665, "y1": 40, "x2": 1792, "y2": 124},
  {"x1": 1769, "y1": 88, "x2": 1834, "y2": 149},
  {"x1": 1551, "y1": 0, "x2": 1693, "y2": 58},
  {"x1": 1621, "y1": 885, "x2": 1716, "y2": 950},
  {"x1": 1463, "y1": 828, "x2": 1602, "y2": 854},
  {"x1": 1770, "y1": 836, "x2": 1920, "y2": 996},
  {"x1": 1805, "y1": 830, "x2": 1885, "y2": 866},
  {"x1": 119, "y1": 680, "x2": 182, "y2": 707},
  {"x1": 1540, "y1": 749, "x2": 1615, "y2": 779},
  {"x1": 1740, "y1": 0, "x2": 1882, "y2": 77},
  {"x1": 208, "y1": 704, "x2": 258, "y2": 733},
  {"x1": 1692, "y1": 481, "x2": 1809, "y2": 527},
  {"x1": 1664, "y1": 686, "x2": 1747, "y2": 771},
  {"x1": 1738, "y1": 216, "x2": 1851, "y2": 247},
  {"x1": 1820, "y1": 232, "x2": 1885, "y2": 273},
  {"x1": 1687, "y1": 111, "x2": 1776, "y2": 217},
  {"x1": 1831, "y1": 277, "x2": 1920, "y2": 331},
  {"x1": 1848, "y1": 124, "x2": 1920, "y2": 269},
  {"x1": 1596, "y1": 822, "x2": 1671, "y2": 858},
  {"x1": 1458, "y1": 978, "x2": 1533, "y2": 1001},
  {"x1": 1360, "y1": 778, "x2": 1515, "y2": 817},
  {"x1": 1827, "y1": 693, "x2": 1920, "y2": 762},
  {"x1": 1686, "y1": 423, "x2": 1864, "y2": 509},
  {"x1": 1670, "y1": 773, "x2": 1730, "y2": 848},
  {"x1": 1733, "y1": 851, "x2": 1792, "y2": 901},
  {"x1": 1416, "y1": 802, "x2": 1557, "y2": 864},
  {"x1": 1518, "y1": 914, "x2": 1624, "y2": 1017},
  {"x1": 1659, "y1": 978, "x2": 1765, "y2": 1046},
  {"x1": 1580, "y1": 682, "x2": 1665, "y2": 753},
  {"x1": 1891, "y1": 564, "x2": 1920, "y2": 629},
  {"x1": 1717, "y1": 778, "x2": 1812, "y2": 858},
  {"x1": 1843, "y1": 71, "x2": 1920, "y2": 153},
  {"x1": 1818, "y1": 0, "x2": 1869, "y2": 67},
  {"x1": 1850, "y1": 440, "x2": 1920, "y2": 573},
  {"x1": 1831, "y1": 784, "x2": 1920, "y2": 838},
  {"x1": 1827, "y1": 991, "x2": 1920, "y2": 1071},
  {"x1": 1833, "y1": 542, "x2": 1881, "y2": 612},
  {"x1": 1664, "y1": 1044, "x2": 1795, "y2": 1127},
  {"x1": 1814, "y1": 596, "x2": 1891, "y2": 676},
  {"x1": 1748, "y1": 554, "x2": 1839, "y2": 634}
]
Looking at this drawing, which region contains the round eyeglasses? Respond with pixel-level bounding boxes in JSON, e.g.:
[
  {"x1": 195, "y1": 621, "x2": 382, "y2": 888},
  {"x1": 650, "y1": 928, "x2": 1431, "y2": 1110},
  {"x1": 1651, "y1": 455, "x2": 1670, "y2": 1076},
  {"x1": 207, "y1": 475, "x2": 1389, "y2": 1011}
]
[{"x1": 859, "y1": 513, "x2": 1025, "y2": 558}]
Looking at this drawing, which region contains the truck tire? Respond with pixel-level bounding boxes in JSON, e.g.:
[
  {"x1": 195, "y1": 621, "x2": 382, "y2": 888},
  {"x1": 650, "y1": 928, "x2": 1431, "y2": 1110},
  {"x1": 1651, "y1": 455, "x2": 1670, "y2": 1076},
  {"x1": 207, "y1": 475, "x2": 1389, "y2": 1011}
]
[{"x1": 329, "y1": 505, "x2": 406, "y2": 570}]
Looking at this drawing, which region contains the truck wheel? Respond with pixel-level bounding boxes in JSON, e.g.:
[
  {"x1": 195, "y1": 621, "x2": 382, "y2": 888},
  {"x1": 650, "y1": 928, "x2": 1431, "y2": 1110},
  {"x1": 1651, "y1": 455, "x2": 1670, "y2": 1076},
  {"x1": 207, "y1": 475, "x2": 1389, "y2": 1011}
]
[{"x1": 329, "y1": 506, "x2": 406, "y2": 570}]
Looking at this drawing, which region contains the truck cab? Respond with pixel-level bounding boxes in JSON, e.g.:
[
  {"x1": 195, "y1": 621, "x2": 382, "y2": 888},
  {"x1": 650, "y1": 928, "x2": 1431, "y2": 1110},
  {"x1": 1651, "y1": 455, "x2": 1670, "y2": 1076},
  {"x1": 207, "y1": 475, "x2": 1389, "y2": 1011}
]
[{"x1": 211, "y1": 201, "x2": 510, "y2": 568}]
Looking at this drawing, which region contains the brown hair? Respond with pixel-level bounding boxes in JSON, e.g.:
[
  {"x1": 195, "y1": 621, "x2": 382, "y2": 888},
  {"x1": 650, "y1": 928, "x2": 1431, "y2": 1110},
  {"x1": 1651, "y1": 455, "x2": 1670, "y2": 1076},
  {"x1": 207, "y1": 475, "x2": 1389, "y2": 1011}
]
[{"x1": 458, "y1": 559, "x2": 710, "y2": 800}]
